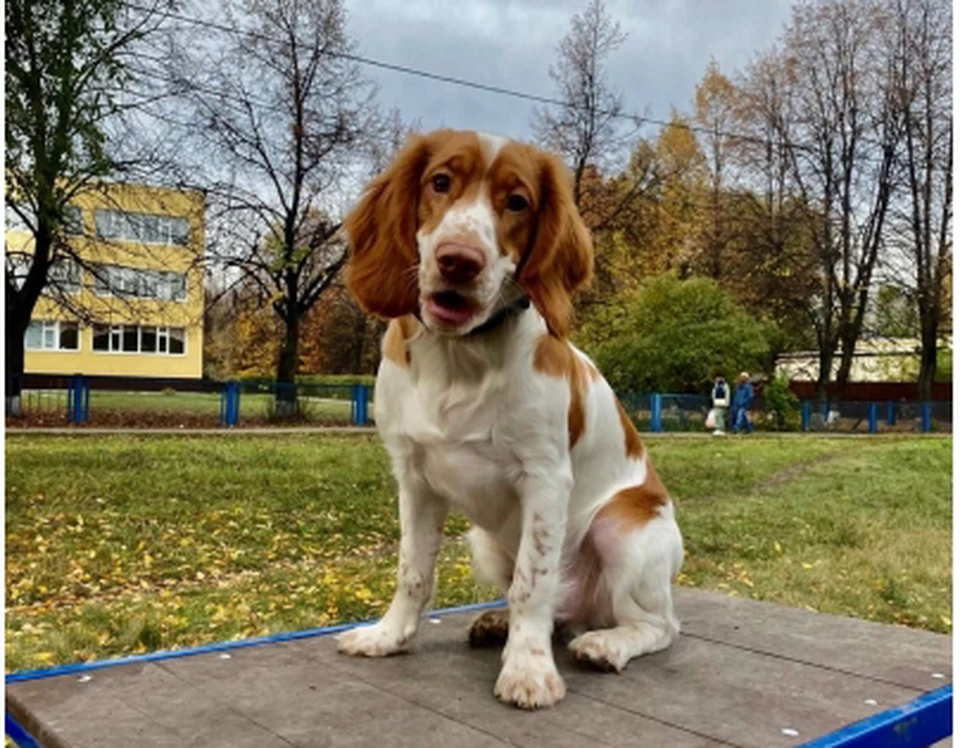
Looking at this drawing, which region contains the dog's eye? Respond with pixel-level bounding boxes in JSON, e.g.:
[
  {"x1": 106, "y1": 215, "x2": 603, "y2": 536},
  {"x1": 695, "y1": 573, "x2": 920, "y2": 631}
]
[
  {"x1": 431, "y1": 174, "x2": 451, "y2": 193},
  {"x1": 506, "y1": 194, "x2": 529, "y2": 212}
]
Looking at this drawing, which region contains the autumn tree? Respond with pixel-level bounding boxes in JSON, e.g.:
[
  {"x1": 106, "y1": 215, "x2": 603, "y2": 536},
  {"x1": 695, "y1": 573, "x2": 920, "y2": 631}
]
[
  {"x1": 167, "y1": 0, "x2": 383, "y2": 408},
  {"x1": 889, "y1": 0, "x2": 952, "y2": 400},
  {"x1": 532, "y1": 0, "x2": 635, "y2": 215},
  {"x1": 693, "y1": 59, "x2": 739, "y2": 279},
  {"x1": 5, "y1": 0, "x2": 163, "y2": 411},
  {"x1": 740, "y1": 0, "x2": 904, "y2": 404}
]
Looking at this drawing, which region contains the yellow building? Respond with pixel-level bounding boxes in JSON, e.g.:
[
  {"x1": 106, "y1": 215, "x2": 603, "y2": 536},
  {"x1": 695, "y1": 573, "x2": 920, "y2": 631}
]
[{"x1": 6, "y1": 183, "x2": 205, "y2": 379}]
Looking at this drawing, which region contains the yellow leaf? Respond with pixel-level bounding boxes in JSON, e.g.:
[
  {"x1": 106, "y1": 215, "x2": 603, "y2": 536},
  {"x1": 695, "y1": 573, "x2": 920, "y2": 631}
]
[
  {"x1": 801, "y1": 563, "x2": 813, "y2": 570},
  {"x1": 773, "y1": 541, "x2": 782, "y2": 553}
]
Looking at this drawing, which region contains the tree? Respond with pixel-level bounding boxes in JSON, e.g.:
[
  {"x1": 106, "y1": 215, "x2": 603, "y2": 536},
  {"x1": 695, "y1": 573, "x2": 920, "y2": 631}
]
[
  {"x1": 587, "y1": 276, "x2": 771, "y2": 394},
  {"x1": 693, "y1": 59, "x2": 739, "y2": 279},
  {"x1": 167, "y1": 0, "x2": 383, "y2": 408},
  {"x1": 532, "y1": 0, "x2": 634, "y2": 215},
  {"x1": 889, "y1": 0, "x2": 952, "y2": 400},
  {"x1": 5, "y1": 0, "x2": 160, "y2": 411},
  {"x1": 747, "y1": 0, "x2": 903, "y2": 404}
]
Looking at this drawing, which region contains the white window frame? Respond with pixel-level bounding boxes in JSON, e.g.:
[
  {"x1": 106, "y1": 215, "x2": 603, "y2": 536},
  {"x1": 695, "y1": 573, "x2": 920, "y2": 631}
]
[
  {"x1": 90, "y1": 263, "x2": 188, "y2": 303},
  {"x1": 24, "y1": 320, "x2": 81, "y2": 352},
  {"x1": 94, "y1": 209, "x2": 189, "y2": 247},
  {"x1": 91, "y1": 323, "x2": 187, "y2": 356}
]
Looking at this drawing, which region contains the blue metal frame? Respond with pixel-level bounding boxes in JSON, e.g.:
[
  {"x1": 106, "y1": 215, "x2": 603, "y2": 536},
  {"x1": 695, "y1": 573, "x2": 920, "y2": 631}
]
[
  {"x1": 5, "y1": 714, "x2": 42, "y2": 748},
  {"x1": 5, "y1": 599, "x2": 506, "y2": 685},
  {"x1": 5, "y1": 605, "x2": 951, "y2": 748},
  {"x1": 797, "y1": 684, "x2": 952, "y2": 748}
]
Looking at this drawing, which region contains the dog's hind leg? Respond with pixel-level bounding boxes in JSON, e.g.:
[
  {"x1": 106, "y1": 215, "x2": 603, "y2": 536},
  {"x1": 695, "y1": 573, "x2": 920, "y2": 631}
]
[
  {"x1": 567, "y1": 510, "x2": 683, "y2": 673},
  {"x1": 466, "y1": 528, "x2": 513, "y2": 647}
]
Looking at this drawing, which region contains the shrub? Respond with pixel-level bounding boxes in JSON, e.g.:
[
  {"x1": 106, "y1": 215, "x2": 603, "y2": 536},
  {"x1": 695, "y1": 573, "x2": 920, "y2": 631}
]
[
  {"x1": 586, "y1": 276, "x2": 772, "y2": 394},
  {"x1": 761, "y1": 376, "x2": 800, "y2": 431}
]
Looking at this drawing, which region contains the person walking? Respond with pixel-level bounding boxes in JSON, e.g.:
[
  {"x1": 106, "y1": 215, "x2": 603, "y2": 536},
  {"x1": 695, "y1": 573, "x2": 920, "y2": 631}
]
[
  {"x1": 732, "y1": 372, "x2": 754, "y2": 434},
  {"x1": 710, "y1": 374, "x2": 729, "y2": 436}
]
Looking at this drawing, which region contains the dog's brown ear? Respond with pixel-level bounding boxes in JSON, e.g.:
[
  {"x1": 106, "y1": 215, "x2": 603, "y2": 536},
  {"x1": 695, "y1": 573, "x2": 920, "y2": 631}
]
[
  {"x1": 517, "y1": 152, "x2": 593, "y2": 337},
  {"x1": 344, "y1": 134, "x2": 431, "y2": 318}
]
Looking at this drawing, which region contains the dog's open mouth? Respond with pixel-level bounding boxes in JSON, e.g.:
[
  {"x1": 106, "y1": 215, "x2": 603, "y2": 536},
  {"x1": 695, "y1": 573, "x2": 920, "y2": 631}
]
[{"x1": 425, "y1": 290, "x2": 476, "y2": 326}]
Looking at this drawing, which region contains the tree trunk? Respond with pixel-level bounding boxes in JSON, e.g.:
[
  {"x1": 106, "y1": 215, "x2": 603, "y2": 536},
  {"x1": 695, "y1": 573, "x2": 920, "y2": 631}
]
[
  {"x1": 5, "y1": 308, "x2": 28, "y2": 415},
  {"x1": 834, "y1": 342, "x2": 854, "y2": 404},
  {"x1": 275, "y1": 313, "x2": 300, "y2": 417},
  {"x1": 814, "y1": 347, "x2": 833, "y2": 417},
  {"x1": 917, "y1": 317, "x2": 938, "y2": 402}
]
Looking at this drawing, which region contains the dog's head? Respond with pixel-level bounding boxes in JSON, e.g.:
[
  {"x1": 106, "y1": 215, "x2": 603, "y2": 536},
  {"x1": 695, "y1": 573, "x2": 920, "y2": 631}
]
[{"x1": 343, "y1": 129, "x2": 593, "y2": 337}]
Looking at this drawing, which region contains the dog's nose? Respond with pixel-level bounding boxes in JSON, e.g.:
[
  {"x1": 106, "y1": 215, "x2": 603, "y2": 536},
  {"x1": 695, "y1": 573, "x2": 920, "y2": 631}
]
[{"x1": 436, "y1": 244, "x2": 485, "y2": 285}]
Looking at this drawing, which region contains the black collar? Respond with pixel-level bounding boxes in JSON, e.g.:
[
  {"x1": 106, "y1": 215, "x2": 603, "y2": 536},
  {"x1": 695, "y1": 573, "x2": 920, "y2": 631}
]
[
  {"x1": 466, "y1": 295, "x2": 530, "y2": 336},
  {"x1": 412, "y1": 295, "x2": 531, "y2": 337}
]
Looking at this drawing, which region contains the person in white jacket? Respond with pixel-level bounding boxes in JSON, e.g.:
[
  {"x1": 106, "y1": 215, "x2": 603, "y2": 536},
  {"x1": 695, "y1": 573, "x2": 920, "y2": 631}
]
[{"x1": 710, "y1": 374, "x2": 730, "y2": 436}]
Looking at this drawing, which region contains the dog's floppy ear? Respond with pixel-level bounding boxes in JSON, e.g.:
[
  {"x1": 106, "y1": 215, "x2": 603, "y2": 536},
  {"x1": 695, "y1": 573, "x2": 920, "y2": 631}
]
[
  {"x1": 517, "y1": 152, "x2": 593, "y2": 337},
  {"x1": 344, "y1": 134, "x2": 431, "y2": 318}
]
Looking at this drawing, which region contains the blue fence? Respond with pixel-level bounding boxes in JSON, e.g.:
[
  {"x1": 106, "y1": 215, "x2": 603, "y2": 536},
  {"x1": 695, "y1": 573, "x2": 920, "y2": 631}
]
[
  {"x1": 6, "y1": 373, "x2": 952, "y2": 433},
  {"x1": 800, "y1": 399, "x2": 951, "y2": 433},
  {"x1": 7, "y1": 374, "x2": 373, "y2": 427}
]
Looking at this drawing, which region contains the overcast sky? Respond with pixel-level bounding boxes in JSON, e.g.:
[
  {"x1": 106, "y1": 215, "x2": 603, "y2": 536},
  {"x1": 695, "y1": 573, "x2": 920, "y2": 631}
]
[{"x1": 344, "y1": 0, "x2": 795, "y2": 143}]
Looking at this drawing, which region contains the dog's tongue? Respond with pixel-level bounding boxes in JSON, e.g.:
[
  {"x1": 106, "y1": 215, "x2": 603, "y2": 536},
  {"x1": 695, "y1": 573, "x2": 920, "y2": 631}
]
[{"x1": 426, "y1": 293, "x2": 474, "y2": 325}]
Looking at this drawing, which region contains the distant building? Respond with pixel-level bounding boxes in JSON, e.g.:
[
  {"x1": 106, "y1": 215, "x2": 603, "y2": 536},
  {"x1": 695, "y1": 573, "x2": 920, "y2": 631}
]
[
  {"x1": 776, "y1": 335, "x2": 952, "y2": 383},
  {"x1": 6, "y1": 183, "x2": 205, "y2": 379}
]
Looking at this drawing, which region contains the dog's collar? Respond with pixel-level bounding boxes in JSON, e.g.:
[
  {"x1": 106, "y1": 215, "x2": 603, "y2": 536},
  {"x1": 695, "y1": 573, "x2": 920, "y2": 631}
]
[
  {"x1": 412, "y1": 294, "x2": 531, "y2": 337},
  {"x1": 466, "y1": 295, "x2": 531, "y2": 336}
]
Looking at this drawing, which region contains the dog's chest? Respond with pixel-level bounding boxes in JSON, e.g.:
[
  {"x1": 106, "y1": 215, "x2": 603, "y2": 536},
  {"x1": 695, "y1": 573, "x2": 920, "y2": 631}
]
[{"x1": 399, "y1": 373, "x2": 521, "y2": 530}]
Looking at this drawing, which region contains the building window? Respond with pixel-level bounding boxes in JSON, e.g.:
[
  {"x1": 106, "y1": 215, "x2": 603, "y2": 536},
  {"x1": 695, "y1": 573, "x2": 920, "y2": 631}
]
[
  {"x1": 47, "y1": 257, "x2": 82, "y2": 294},
  {"x1": 24, "y1": 320, "x2": 80, "y2": 351},
  {"x1": 5, "y1": 203, "x2": 83, "y2": 235},
  {"x1": 94, "y1": 209, "x2": 189, "y2": 246},
  {"x1": 91, "y1": 324, "x2": 187, "y2": 355},
  {"x1": 91, "y1": 264, "x2": 187, "y2": 301},
  {"x1": 5, "y1": 255, "x2": 81, "y2": 294}
]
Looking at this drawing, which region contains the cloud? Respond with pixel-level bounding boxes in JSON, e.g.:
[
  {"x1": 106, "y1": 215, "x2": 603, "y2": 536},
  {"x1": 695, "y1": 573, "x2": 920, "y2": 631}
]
[{"x1": 344, "y1": 0, "x2": 793, "y2": 143}]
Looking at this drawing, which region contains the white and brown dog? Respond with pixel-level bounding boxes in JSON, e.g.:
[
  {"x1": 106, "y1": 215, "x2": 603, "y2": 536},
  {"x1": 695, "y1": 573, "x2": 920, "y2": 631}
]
[{"x1": 335, "y1": 129, "x2": 683, "y2": 710}]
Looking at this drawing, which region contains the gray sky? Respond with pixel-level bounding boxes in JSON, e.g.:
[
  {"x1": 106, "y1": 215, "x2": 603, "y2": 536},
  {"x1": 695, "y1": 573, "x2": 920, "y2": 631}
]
[{"x1": 344, "y1": 0, "x2": 795, "y2": 143}]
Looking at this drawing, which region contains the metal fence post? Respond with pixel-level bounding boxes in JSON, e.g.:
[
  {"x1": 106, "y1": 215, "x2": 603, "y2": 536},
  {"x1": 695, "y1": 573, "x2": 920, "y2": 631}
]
[
  {"x1": 232, "y1": 382, "x2": 241, "y2": 427},
  {"x1": 351, "y1": 384, "x2": 369, "y2": 425},
  {"x1": 868, "y1": 403, "x2": 878, "y2": 434},
  {"x1": 80, "y1": 376, "x2": 90, "y2": 423},
  {"x1": 802, "y1": 400, "x2": 811, "y2": 432},
  {"x1": 220, "y1": 381, "x2": 240, "y2": 427},
  {"x1": 921, "y1": 402, "x2": 932, "y2": 433},
  {"x1": 67, "y1": 375, "x2": 86, "y2": 424},
  {"x1": 887, "y1": 401, "x2": 896, "y2": 426},
  {"x1": 650, "y1": 393, "x2": 662, "y2": 433}
]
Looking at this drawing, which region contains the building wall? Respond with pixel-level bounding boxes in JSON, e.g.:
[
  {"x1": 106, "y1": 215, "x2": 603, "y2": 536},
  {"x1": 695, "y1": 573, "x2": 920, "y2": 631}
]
[
  {"x1": 7, "y1": 183, "x2": 205, "y2": 379},
  {"x1": 776, "y1": 336, "x2": 953, "y2": 384}
]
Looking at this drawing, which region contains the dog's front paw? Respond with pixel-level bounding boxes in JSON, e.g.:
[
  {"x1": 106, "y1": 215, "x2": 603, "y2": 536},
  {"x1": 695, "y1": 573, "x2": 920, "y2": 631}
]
[
  {"x1": 494, "y1": 653, "x2": 566, "y2": 710},
  {"x1": 336, "y1": 622, "x2": 413, "y2": 657}
]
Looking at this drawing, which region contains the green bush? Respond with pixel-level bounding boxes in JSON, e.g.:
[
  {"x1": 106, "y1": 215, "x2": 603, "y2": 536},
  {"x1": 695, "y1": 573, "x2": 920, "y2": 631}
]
[
  {"x1": 761, "y1": 376, "x2": 800, "y2": 431},
  {"x1": 587, "y1": 276, "x2": 772, "y2": 394}
]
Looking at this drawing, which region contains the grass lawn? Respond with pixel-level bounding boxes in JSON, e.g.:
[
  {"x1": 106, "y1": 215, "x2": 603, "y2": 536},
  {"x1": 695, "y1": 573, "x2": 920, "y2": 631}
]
[
  {"x1": 89, "y1": 391, "x2": 355, "y2": 421},
  {"x1": 5, "y1": 433, "x2": 951, "y2": 673}
]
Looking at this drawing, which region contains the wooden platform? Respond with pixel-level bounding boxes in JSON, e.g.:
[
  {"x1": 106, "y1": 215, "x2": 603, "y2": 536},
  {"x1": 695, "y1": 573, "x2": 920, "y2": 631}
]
[{"x1": 6, "y1": 588, "x2": 952, "y2": 747}]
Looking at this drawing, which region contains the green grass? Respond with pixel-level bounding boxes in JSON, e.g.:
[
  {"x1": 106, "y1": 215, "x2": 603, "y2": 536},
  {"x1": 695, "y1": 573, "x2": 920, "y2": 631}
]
[
  {"x1": 88, "y1": 391, "x2": 354, "y2": 420},
  {"x1": 4, "y1": 434, "x2": 951, "y2": 673}
]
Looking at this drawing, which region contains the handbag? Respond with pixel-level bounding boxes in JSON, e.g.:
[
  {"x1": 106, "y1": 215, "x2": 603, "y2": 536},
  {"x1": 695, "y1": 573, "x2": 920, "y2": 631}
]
[{"x1": 705, "y1": 408, "x2": 717, "y2": 430}]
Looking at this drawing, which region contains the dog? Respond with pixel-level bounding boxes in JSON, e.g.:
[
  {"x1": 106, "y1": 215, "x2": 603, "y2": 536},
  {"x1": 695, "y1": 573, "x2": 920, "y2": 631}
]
[{"x1": 335, "y1": 129, "x2": 683, "y2": 710}]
